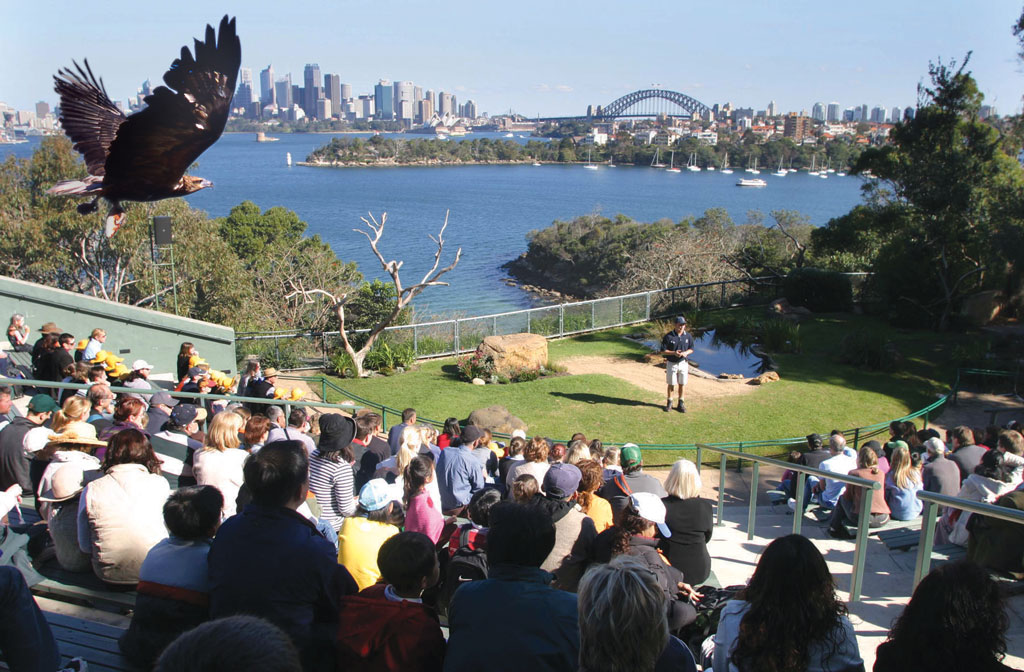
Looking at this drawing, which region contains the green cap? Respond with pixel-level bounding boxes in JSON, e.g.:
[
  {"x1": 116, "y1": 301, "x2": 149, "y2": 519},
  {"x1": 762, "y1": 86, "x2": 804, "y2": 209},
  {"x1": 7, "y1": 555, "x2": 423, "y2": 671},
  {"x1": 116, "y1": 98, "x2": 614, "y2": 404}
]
[
  {"x1": 28, "y1": 394, "x2": 59, "y2": 413},
  {"x1": 620, "y1": 443, "x2": 643, "y2": 469},
  {"x1": 886, "y1": 439, "x2": 909, "y2": 453}
]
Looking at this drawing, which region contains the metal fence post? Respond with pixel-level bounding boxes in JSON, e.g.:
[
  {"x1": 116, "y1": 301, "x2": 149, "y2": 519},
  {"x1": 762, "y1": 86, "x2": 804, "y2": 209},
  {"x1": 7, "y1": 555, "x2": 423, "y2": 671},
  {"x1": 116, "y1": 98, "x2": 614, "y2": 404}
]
[
  {"x1": 619, "y1": 297, "x2": 624, "y2": 326},
  {"x1": 527, "y1": 310, "x2": 531, "y2": 334},
  {"x1": 736, "y1": 443, "x2": 743, "y2": 472},
  {"x1": 696, "y1": 446, "x2": 703, "y2": 472},
  {"x1": 321, "y1": 332, "x2": 327, "y2": 369},
  {"x1": 493, "y1": 316, "x2": 497, "y2": 336},
  {"x1": 849, "y1": 485, "x2": 874, "y2": 602},
  {"x1": 913, "y1": 501, "x2": 939, "y2": 587},
  {"x1": 853, "y1": 428, "x2": 861, "y2": 450},
  {"x1": 591, "y1": 301, "x2": 596, "y2": 329},
  {"x1": 559, "y1": 305, "x2": 564, "y2": 337},
  {"x1": 645, "y1": 292, "x2": 651, "y2": 320},
  {"x1": 923, "y1": 412, "x2": 929, "y2": 430},
  {"x1": 747, "y1": 461, "x2": 760, "y2": 541},
  {"x1": 717, "y1": 454, "x2": 727, "y2": 526},
  {"x1": 792, "y1": 472, "x2": 806, "y2": 535},
  {"x1": 454, "y1": 319, "x2": 460, "y2": 354},
  {"x1": 413, "y1": 325, "x2": 419, "y2": 358}
]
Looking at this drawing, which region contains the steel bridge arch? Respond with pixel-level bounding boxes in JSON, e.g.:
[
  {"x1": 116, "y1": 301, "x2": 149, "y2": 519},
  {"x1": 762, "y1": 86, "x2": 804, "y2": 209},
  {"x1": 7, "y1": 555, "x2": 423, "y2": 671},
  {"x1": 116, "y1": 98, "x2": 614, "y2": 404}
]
[{"x1": 600, "y1": 89, "x2": 710, "y2": 119}]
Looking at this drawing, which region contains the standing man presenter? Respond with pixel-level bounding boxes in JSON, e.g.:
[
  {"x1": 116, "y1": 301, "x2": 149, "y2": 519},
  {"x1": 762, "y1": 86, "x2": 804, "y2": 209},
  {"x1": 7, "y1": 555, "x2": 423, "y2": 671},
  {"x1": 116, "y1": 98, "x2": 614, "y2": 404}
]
[{"x1": 661, "y1": 316, "x2": 694, "y2": 413}]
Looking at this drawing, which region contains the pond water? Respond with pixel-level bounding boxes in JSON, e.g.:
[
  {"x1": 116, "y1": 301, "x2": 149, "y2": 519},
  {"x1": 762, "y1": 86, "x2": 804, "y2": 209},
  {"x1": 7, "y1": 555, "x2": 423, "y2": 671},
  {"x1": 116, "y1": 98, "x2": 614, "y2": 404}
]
[{"x1": 641, "y1": 329, "x2": 769, "y2": 377}]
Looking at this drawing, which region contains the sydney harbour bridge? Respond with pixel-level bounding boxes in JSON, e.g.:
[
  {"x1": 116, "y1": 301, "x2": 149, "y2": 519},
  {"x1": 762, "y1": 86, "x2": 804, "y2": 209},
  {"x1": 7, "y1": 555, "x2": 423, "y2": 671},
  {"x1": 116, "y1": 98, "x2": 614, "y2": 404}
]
[{"x1": 533, "y1": 88, "x2": 711, "y2": 123}]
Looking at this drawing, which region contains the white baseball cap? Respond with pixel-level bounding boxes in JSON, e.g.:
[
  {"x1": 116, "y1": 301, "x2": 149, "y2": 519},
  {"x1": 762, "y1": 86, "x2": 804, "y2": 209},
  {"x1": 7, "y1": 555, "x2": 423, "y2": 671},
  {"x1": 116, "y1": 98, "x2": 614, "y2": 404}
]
[
  {"x1": 630, "y1": 492, "x2": 671, "y2": 538},
  {"x1": 131, "y1": 359, "x2": 154, "y2": 371}
]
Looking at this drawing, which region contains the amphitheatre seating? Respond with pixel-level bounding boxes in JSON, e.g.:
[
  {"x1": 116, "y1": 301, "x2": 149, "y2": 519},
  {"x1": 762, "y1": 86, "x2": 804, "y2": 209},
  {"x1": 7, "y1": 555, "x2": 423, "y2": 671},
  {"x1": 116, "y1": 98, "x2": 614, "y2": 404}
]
[{"x1": 0, "y1": 610, "x2": 139, "y2": 671}]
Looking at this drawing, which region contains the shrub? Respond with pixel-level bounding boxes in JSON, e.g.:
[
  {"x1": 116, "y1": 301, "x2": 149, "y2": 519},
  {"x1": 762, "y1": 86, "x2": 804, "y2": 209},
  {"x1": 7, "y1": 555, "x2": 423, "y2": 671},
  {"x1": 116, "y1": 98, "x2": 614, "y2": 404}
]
[
  {"x1": 783, "y1": 268, "x2": 853, "y2": 312},
  {"x1": 456, "y1": 352, "x2": 495, "y2": 381},
  {"x1": 329, "y1": 351, "x2": 356, "y2": 378},
  {"x1": 758, "y1": 319, "x2": 801, "y2": 354},
  {"x1": 838, "y1": 330, "x2": 901, "y2": 370}
]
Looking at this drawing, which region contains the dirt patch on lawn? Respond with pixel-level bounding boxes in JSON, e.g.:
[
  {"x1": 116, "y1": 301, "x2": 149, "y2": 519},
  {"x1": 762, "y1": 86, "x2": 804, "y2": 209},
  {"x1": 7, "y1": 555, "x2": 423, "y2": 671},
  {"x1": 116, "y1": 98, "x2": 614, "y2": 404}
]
[
  {"x1": 929, "y1": 390, "x2": 1024, "y2": 433},
  {"x1": 559, "y1": 355, "x2": 759, "y2": 408}
]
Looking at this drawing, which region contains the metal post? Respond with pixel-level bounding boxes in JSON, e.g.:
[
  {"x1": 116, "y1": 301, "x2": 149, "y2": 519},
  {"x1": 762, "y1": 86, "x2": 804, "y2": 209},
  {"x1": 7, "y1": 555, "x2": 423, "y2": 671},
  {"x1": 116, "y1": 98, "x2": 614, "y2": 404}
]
[
  {"x1": 321, "y1": 379, "x2": 326, "y2": 401},
  {"x1": 321, "y1": 332, "x2": 327, "y2": 369},
  {"x1": 696, "y1": 446, "x2": 703, "y2": 472},
  {"x1": 274, "y1": 336, "x2": 281, "y2": 365},
  {"x1": 849, "y1": 485, "x2": 874, "y2": 602},
  {"x1": 720, "y1": 282, "x2": 726, "y2": 307},
  {"x1": 747, "y1": 461, "x2": 760, "y2": 541},
  {"x1": 792, "y1": 472, "x2": 806, "y2": 535},
  {"x1": 737, "y1": 442, "x2": 743, "y2": 472},
  {"x1": 619, "y1": 297, "x2": 624, "y2": 326},
  {"x1": 454, "y1": 319, "x2": 460, "y2": 354},
  {"x1": 493, "y1": 316, "x2": 497, "y2": 335},
  {"x1": 559, "y1": 305, "x2": 564, "y2": 337},
  {"x1": 717, "y1": 454, "x2": 727, "y2": 526},
  {"x1": 913, "y1": 501, "x2": 939, "y2": 587},
  {"x1": 527, "y1": 310, "x2": 531, "y2": 334},
  {"x1": 645, "y1": 292, "x2": 651, "y2": 320},
  {"x1": 853, "y1": 428, "x2": 860, "y2": 450},
  {"x1": 591, "y1": 301, "x2": 596, "y2": 329},
  {"x1": 413, "y1": 325, "x2": 419, "y2": 358},
  {"x1": 382, "y1": 408, "x2": 388, "y2": 432},
  {"x1": 923, "y1": 412, "x2": 929, "y2": 430}
]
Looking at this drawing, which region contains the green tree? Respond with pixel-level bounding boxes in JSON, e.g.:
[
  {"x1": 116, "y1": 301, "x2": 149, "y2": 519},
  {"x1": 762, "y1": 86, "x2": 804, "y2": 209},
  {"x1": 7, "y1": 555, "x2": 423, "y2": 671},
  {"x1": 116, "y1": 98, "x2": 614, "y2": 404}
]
[
  {"x1": 851, "y1": 55, "x2": 1024, "y2": 329},
  {"x1": 217, "y1": 200, "x2": 307, "y2": 261}
]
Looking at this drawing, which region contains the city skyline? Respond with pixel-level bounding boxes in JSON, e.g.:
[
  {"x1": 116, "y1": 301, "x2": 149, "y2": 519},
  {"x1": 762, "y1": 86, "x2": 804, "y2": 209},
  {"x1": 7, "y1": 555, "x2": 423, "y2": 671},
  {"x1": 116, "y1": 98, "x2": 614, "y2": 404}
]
[{"x1": 1, "y1": 0, "x2": 1022, "y2": 118}]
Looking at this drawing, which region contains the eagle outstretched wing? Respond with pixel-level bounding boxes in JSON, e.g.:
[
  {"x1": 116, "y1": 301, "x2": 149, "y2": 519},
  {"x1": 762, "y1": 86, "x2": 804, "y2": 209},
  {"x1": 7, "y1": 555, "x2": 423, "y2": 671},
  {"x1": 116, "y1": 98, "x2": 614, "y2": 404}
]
[
  {"x1": 103, "y1": 15, "x2": 241, "y2": 193},
  {"x1": 52, "y1": 61, "x2": 126, "y2": 177}
]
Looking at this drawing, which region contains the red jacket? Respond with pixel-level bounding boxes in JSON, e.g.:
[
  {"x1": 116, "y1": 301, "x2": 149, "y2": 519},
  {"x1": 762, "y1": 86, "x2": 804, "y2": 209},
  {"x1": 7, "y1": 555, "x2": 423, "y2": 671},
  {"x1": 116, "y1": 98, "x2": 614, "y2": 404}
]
[{"x1": 336, "y1": 584, "x2": 446, "y2": 672}]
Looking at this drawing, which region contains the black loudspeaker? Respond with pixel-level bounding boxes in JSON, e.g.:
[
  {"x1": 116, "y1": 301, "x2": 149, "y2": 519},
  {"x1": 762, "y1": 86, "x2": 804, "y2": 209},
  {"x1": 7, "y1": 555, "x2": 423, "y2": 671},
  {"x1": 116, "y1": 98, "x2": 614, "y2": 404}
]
[{"x1": 153, "y1": 216, "x2": 173, "y2": 245}]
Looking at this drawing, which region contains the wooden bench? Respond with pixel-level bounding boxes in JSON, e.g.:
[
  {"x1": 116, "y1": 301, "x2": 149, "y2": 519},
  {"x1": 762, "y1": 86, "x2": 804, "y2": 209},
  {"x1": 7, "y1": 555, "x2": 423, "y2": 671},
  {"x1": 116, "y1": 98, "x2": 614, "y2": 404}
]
[
  {"x1": 877, "y1": 527, "x2": 921, "y2": 551},
  {"x1": 32, "y1": 579, "x2": 136, "y2": 614},
  {"x1": 931, "y1": 543, "x2": 968, "y2": 564},
  {"x1": 43, "y1": 611, "x2": 139, "y2": 671}
]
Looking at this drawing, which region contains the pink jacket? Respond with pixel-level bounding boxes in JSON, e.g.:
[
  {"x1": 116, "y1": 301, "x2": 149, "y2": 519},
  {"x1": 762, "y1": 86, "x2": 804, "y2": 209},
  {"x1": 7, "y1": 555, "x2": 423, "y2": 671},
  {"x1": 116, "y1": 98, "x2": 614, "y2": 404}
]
[{"x1": 404, "y1": 491, "x2": 444, "y2": 543}]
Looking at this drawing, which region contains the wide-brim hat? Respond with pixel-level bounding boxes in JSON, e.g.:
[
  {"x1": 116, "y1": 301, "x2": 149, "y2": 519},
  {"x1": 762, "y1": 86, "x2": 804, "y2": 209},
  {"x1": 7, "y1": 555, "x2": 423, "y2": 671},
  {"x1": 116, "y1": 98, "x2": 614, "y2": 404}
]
[
  {"x1": 39, "y1": 322, "x2": 62, "y2": 334},
  {"x1": 318, "y1": 414, "x2": 355, "y2": 454},
  {"x1": 263, "y1": 367, "x2": 280, "y2": 378},
  {"x1": 47, "y1": 423, "x2": 105, "y2": 447},
  {"x1": 38, "y1": 464, "x2": 87, "y2": 502}
]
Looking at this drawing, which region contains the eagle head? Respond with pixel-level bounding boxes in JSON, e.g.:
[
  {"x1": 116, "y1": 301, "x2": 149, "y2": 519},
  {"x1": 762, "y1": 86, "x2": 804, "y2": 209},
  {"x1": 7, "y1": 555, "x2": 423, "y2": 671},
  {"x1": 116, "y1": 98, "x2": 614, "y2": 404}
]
[{"x1": 179, "y1": 176, "x2": 214, "y2": 194}]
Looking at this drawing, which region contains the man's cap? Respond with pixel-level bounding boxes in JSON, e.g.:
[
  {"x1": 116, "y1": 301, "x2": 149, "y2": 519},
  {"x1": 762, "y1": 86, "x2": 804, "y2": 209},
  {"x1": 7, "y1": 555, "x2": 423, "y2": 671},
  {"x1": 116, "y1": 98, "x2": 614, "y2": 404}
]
[
  {"x1": 630, "y1": 492, "x2": 671, "y2": 538},
  {"x1": 886, "y1": 439, "x2": 909, "y2": 454},
  {"x1": 37, "y1": 464, "x2": 88, "y2": 503},
  {"x1": 263, "y1": 367, "x2": 279, "y2": 378},
  {"x1": 358, "y1": 478, "x2": 402, "y2": 512},
  {"x1": 923, "y1": 437, "x2": 946, "y2": 455},
  {"x1": 150, "y1": 391, "x2": 178, "y2": 408},
  {"x1": 460, "y1": 425, "x2": 484, "y2": 445},
  {"x1": 28, "y1": 394, "x2": 59, "y2": 413},
  {"x1": 806, "y1": 433, "x2": 823, "y2": 449},
  {"x1": 38, "y1": 322, "x2": 62, "y2": 334},
  {"x1": 543, "y1": 463, "x2": 582, "y2": 499},
  {"x1": 187, "y1": 366, "x2": 208, "y2": 378},
  {"x1": 620, "y1": 443, "x2": 643, "y2": 469},
  {"x1": 511, "y1": 429, "x2": 527, "y2": 440},
  {"x1": 131, "y1": 359, "x2": 153, "y2": 371},
  {"x1": 170, "y1": 403, "x2": 207, "y2": 426},
  {"x1": 318, "y1": 414, "x2": 355, "y2": 453},
  {"x1": 675, "y1": 316, "x2": 687, "y2": 325}
]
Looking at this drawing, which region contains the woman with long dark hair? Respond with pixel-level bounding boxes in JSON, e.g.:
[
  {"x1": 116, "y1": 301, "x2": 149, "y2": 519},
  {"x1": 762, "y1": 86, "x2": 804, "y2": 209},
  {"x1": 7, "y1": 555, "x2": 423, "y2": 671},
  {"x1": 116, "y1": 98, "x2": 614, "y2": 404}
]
[
  {"x1": 438, "y1": 417, "x2": 461, "y2": 449},
  {"x1": 712, "y1": 534, "x2": 861, "y2": 672},
  {"x1": 307, "y1": 414, "x2": 357, "y2": 532},
  {"x1": 403, "y1": 456, "x2": 443, "y2": 543},
  {"x1": 874, "y1": 561, "x2": 1014, "y2": 672}
]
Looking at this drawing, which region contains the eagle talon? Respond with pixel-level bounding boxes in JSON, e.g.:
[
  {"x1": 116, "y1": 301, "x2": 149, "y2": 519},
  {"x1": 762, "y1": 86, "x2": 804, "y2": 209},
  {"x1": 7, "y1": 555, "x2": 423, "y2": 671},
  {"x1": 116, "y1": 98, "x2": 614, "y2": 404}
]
[{"x1": 104, "y1": 212, "x2": 125, "y2": 238}]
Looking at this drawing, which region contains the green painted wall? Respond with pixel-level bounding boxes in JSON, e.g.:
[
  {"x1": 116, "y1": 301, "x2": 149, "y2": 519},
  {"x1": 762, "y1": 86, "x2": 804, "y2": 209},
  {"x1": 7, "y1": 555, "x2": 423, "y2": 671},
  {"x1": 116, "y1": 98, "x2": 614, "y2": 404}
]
[{"x1": 0, "y1": 276, "x2": 236, "y2": 376}]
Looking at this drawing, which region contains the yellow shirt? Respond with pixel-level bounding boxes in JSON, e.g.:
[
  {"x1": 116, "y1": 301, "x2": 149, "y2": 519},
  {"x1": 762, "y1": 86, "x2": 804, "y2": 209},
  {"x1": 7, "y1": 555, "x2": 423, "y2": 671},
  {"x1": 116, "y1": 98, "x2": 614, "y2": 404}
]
[
  {"x1": 487, "y1": 441, "x2": 504, "y2": 459},
  {"x1": 585, "y1": 495, "x2": 615, "y2": 531},
  {"x1": 337, "y1": 516, "x2": 400, "y2": 591}
]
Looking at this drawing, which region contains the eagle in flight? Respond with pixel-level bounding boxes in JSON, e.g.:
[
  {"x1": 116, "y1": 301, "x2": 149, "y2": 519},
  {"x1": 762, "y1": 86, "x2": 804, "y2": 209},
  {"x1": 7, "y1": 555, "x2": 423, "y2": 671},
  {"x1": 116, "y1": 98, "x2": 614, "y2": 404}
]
[{"x1": 49, "y1": 16, "x2": 241, "y2": 237}]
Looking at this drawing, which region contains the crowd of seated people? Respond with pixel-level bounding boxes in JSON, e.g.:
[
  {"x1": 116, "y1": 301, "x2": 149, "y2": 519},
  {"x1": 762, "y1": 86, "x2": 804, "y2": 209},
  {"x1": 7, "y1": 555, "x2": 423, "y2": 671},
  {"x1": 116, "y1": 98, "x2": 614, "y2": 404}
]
[{"x1": 1, "y1": 334, "x2": 1023, "y2": 670}]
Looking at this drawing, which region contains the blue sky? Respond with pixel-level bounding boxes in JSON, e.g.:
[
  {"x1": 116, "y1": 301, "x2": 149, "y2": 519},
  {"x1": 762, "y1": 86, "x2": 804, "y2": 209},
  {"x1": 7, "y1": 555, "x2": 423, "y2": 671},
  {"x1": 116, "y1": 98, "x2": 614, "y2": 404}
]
[{"x1": 3, "y1": 0, "x2": 1022, "y2": 117}]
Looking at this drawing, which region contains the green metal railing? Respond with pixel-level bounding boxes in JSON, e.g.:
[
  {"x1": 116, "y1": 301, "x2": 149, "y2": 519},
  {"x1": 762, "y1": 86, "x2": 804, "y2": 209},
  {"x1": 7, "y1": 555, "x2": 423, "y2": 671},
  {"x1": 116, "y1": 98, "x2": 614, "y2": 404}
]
[
  {"x1": 0, "y1": 377, "x2": 362, "y2": 417},
  {"x1": 696, "y1": 443, "x2": 881, "y2": 602},
  {"x1": 913, "y1": 491, "x2": 1024, "y2": 588}
]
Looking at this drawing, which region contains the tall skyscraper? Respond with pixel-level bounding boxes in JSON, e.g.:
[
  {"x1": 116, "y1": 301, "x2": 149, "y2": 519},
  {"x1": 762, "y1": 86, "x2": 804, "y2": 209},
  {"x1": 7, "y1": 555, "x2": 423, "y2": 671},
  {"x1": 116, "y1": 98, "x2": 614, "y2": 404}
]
[
  {"x1": 413, "y1": 86, "x2": 423, "y2": 102},
  {"x1": 303, "y1": 64, "x2": 323, "y2": 118},
  {"x1": 340, "y1": 83, "x2": 353, "y2": 101},
  {"x1": 826, "y1": 102, "x2": 840, "y2": 122},
  {"x1": 324, "y1": 73, "x2": 341, "y2": 118},
  {"x1": 890, "y1": 106, "x2": 901, "y2": 124},
  {"x1": 767, "y1": 100, "x2": 777, "y2": 117},
  {"x1": 859, "y1": 104, "x2": 869, "y2": 123},
  {"x1": 358, "y1": 95, "x2": 375, "y2": 119},
  {"x1": 260, "y1": 65, "x2": 276, "y2": 106},
  {"x1": 233, "y1": 67, "x2": 254, "y2": 111},
  {"x1": 870, "y1": 106, "x2": 885, "y2": 123},
  {"x1": 275, "y1": 74, "x2": 293, "y2": 109},
  {"x1": 438, "y1": 91, "x2": 454, "y2": 117},
  {"x1": 374, "y1": 80, "x2": 394, "y2": 120},
  {"x1": 424, "y1": 89, "x2": 436, "y2": 109},
  {"x1": 463, "y1": 100, "x2": 477, "y2": 119},
  {"x1": 811, "y1": 102, "x2": 825, "y2": 121},
  {"x1": 34, "y1": 101, "x2": 50, "y2": 118},
  {"x1": 417, "y1": 98, "x2": 434, "y2": 124},
  {"x1": 903, "y1": 106, "x2": 915, "y2": 121},
  {"x1": 783, "y1": 113, "x2": 810, "y2": 142},
  {"x1": 393, "y1": 81, "x2": 415, "y2": 121}
]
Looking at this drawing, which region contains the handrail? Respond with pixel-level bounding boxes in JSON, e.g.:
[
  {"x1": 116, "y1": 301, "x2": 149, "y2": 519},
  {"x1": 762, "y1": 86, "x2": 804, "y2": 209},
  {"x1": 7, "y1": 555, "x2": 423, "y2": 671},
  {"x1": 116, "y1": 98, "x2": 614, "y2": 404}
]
[
  {"x1": 912, "y1": 490, "x2": 1024, "y2": 587},
  {"x1": 696, "y1": 443, "x2": 880, "y2": 602},
  {"x1": 0, "y1": 377, "x2": 362, "y2": 416}
]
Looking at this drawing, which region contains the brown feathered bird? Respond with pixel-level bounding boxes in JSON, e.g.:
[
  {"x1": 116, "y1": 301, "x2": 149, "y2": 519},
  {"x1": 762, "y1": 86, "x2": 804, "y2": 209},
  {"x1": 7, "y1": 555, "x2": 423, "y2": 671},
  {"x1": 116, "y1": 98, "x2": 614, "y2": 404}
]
[{"x1": 49, "y1": 15, "x2": 241, "y2": 237}]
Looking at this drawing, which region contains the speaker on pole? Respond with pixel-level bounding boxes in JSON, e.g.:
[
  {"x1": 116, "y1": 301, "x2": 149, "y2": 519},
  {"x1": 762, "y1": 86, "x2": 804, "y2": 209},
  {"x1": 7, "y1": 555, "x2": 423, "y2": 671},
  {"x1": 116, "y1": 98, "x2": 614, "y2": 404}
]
[{"x1": 153, "y1": 216, "x2": 173, "y2": 245}]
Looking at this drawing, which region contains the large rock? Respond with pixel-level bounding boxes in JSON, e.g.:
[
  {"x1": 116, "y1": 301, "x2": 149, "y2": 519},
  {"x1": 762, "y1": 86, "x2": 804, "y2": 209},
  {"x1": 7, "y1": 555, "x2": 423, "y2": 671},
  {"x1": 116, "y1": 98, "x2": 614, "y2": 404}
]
[
  {"x1": 749, "y1": 371, "x2": 780, "y2": 385},
  {"x1": 477, "y1": 333, "x2": 548, "y2": 376},
  {"x1": 466, "y1": 405, "x2": 528, "y2": 436}
]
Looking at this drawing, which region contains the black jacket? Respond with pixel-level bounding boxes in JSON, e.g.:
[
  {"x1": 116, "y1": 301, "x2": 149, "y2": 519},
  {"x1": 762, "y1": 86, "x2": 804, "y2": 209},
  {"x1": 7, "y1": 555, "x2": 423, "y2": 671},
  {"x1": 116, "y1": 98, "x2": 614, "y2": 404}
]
[
  {"x1": 658, "y1": 495, "x2": 714, "y2": 584},
  {"x1": 0, "y1": 416, "x2": 37, "y2": 491}
]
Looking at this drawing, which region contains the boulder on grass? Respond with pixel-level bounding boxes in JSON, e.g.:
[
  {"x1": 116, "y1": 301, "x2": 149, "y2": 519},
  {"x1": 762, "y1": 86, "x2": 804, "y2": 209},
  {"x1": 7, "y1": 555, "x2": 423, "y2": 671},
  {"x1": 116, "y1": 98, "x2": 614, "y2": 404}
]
[
  {"x1": 749, "y1": 371, "x2": 780, "y2": 385},
  {"x1": 477, "y1": 333, "x2": 548, "y2": 376},
  {"x1": 465, "y1": 405, "x2": 528, "y2": 436}
]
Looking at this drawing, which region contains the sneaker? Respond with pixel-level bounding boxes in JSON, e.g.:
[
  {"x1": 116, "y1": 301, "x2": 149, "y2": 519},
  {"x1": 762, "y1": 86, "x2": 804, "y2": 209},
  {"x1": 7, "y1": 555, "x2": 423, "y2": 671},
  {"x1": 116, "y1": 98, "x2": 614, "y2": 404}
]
[
  {"x1": 787, "y1": 498, "x2": 797, "y2": 512},
  {"x1": 664, "y1": 401, "x2": 672, "y2": 412},
  {"x1": 677, "y1": 400, "x2": 686, "y2": 413}
]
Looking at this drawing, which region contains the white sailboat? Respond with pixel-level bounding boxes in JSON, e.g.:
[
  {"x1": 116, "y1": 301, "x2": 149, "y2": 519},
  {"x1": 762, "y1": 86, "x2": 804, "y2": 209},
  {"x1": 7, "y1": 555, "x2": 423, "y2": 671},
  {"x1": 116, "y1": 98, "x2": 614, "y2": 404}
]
[
  {"x1": 745, "y1": 157, "x2": 760, "y2": 174},
  {"x1": 808, "y1": 154, "x2": 819, "y2": 176},
  {"x1": 651, "y1": 147, "x2": 666, "y2": 168},
  {"x1": 686, "y1": 152, "x2": 701, "y2": 172},
  {"x1": 721, "y1": 152, "x2": 733, "y2": 174},
  {"x1": 286, "y1": 152, "x2": 292, "y2": 166},
  {"x1": 772, "y1": 158, "x2": 787, "y2": 177},
  {"x1": 666, "y1": 150, "x2": 681, "y2": 173},
  {"x1": 584, "y1": 148, "x2": 598, "y2": 170}
]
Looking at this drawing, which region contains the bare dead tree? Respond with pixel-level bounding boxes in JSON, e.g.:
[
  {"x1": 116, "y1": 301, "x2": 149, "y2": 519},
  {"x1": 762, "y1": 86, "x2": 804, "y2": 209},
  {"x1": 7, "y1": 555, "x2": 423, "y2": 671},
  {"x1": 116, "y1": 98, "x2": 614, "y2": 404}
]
[{"x1": 287, "y1": 211, "x2": 461, "y2": 377}]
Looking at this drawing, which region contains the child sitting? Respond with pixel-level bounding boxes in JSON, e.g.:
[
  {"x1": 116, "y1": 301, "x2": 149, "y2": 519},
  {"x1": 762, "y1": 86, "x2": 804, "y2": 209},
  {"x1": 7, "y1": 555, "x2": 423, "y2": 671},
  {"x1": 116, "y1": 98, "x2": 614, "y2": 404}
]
[
  {"x1": 338, "y1": 479, "x2": 406, "y2": 590},
  {"x1": 336, "y1": 531, "x2": 445, "y2": 672},
  {"x1": 119, "y1": 485, "x2": 224, "y2": 667},
  {"x1": 447, "y1": 488, "x2": 501, "y2": 558}
]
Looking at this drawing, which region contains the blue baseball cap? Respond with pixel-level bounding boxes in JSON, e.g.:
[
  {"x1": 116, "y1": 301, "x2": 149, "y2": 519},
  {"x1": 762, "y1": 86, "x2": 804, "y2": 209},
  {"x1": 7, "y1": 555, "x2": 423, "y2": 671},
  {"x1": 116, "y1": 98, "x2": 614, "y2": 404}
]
[{"x1": 358, "y1": 478, "x2": 401, "y2": 512}]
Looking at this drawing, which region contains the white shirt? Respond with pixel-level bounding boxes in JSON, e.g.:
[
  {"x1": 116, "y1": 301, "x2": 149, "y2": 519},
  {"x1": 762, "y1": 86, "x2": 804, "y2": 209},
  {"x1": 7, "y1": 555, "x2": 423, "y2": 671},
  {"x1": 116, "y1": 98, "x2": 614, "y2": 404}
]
[{"x1": 819, "y1": 452, "x2": 858, "y2": 507}]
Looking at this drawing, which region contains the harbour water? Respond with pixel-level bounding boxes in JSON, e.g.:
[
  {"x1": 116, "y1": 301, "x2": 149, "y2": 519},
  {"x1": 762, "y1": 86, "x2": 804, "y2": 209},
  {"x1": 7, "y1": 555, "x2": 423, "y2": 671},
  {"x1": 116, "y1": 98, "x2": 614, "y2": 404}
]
[{"x1": 3, "y1": 133, "x2": 864, "y2": 318}]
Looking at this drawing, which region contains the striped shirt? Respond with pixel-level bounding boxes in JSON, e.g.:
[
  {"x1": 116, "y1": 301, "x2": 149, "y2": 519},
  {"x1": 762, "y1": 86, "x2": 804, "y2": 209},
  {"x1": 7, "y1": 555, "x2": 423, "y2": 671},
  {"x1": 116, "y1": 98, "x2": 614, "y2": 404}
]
[{"x1": 308, "y1": 451, "x2": 357, "y2": 531}]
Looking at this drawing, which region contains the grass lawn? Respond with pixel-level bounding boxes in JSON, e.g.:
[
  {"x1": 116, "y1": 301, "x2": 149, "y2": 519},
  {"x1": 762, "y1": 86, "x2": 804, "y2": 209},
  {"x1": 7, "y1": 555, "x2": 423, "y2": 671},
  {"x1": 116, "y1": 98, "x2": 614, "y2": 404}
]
[{"x1": 318, "y1": 311, "x2": 968, "y2": 463}]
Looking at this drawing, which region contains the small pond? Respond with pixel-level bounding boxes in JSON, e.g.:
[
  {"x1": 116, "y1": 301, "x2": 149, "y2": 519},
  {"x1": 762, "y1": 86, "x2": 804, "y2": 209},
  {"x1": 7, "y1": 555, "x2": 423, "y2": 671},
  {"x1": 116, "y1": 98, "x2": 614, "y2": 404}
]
[{"x1": 638, "y1": 329, "x2": 772, "y2": 377}]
